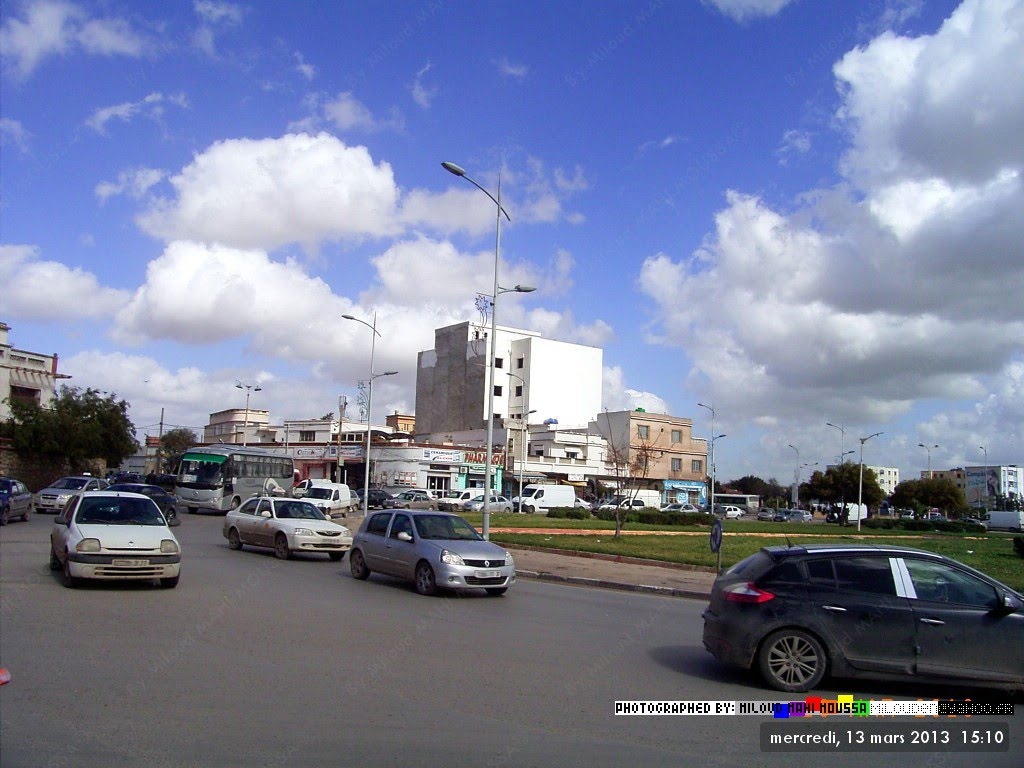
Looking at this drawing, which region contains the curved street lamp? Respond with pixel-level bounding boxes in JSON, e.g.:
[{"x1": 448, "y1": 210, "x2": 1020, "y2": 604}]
[
  {"x1": 235, "y1": 380, "x2": 262, "y2": 447},
  {"x1": 918, "y1": 443, "x2": 938, "y2": 478},
  {"x1": 344, "y1": 312, "x2": 397, "y2": 516},
  {"x1": 442, "y1": 160, "x2": 534, "y2": 539},
  {"x1": 856, "y1": 432, "x2": 883, "y2": 532}
]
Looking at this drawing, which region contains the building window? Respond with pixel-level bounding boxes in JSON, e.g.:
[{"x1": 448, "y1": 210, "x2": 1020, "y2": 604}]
[
  {"x1": 516, "y1": 356, "x2": 524, "y2": 369},
  {"x1": 692, "y1": 459, "x2": 703, "y2": 473},
  {"x1": 671, "y1": 458, "x2": 682, "y2": 472},
  {"x1": 671, "y1": 429, "x2": 682, "y2": 443},
  {"x1": 515, "y1": 385, "x2": 523, "y2": 397},
  {"x1": 494, "y1": 357, "x2": 504, "y2": 369},
  {"x1": 493, "y1": 385, "x2": 502, "y2": 397},
  {"x1": 637, "y1": 425, "x2": 649, "y2": 440},
  {"x1": 566, "y1": 451, "x2": 578, "y2": 460},
  {"x1": 299, "y1": 430, "x2": 315, "y2": 442}
]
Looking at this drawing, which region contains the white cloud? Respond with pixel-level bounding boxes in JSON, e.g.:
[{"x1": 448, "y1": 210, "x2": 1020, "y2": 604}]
[
  {"x1": 192, "y1": 0, "x2": 244, "y2": 57},
  {"x1": 136, "y1": 132, "x2": 402, "y2": 250},
  {"x1": 0, "y1": 244, "x2": 130, "y2": 319},
  {"x1": 776, "y1": 129, "x2": 810, "y2": 165},
  {"x1": 703, "y1": 0, "x2": 795, "y2": 22},
  {"x1": 495, "y1": 56, "x2": 528, "y2": 78},
  {"x1": 294, "y1": 50, "x2": 315, "y2": 80},
  {"x1": 85, "y1": 92, "x2": 189, "y2": 134},
  {"x1": 0, "y1": 0, "x2": 147, "y2": 78},
  {"x1": 0, "y1": 117, "x2": 31, "y2": 152},
  {"x1": 95, "y1": 167, "x2": 166, "y2": 201},
  {"x1": 602, "y1": 366, "x2": 671, "y2": 414},
  {"x1": 323, "y1": 91, "x2": 403, "y2": 132},
  {"x1": 410, "y1": 61, "x2": 436, "y2": 108}
]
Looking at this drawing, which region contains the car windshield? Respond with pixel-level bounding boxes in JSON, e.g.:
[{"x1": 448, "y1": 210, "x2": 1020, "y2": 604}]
[
  {"x1": 76, "y1": 497, "x2": 165, "y2": 525},
  {"x1": 414, "y1": 514, "x2": 483, "y2": 541},
  {"x1": 274, "y1": 501, "x2": 326, "y2": 520},
  {"x1": 52, "y1": 477, "x2": 89, "y2": 490},
  {"x1": 304, "y1": 488, "x2": 333, "y2": 500},
  {"x1": 0, "y1": 480, "x2": 11, "y2": 493}
]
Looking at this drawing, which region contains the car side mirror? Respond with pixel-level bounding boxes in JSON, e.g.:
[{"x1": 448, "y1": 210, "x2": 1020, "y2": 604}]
[
  {"x1": 995, "y1": 592, "x2": 1022, "y2": 614},
  {"x1": 397, "y1": 531, "x2": 413, "y2": 542}
]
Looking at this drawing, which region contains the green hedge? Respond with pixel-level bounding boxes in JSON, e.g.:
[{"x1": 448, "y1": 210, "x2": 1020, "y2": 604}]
[
  {"x1": 545, "y1": 506, "x2": 592, "y2": 520},
  {"x1": 592, "y1": 509, "x2": 709, "y2": 526},
  {"x1": 1014, "y1": 536, "x2": 1024, "y2": 558},
  {"x1": 862, "y1": 518, "x2": 986, "y2": 534}
]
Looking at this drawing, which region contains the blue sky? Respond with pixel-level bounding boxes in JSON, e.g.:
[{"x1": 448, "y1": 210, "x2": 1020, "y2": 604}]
[{"x1": 1, "y1": 0, "x2": 1021, "y2": 486}]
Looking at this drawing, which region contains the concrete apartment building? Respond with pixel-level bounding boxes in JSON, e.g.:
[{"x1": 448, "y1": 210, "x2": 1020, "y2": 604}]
[
  {"x1": 0, "y1": 322, "x2": 70, "y2": 422},
  {"x1": 867, "y1": 465, "x2": 900, "y2": 497},
  {"x1": 415, "y1": 321, "x2": 603, "y2": 436},
  {"x1": 930, "y1": 466, "x2": 1023, "y2": 508}
]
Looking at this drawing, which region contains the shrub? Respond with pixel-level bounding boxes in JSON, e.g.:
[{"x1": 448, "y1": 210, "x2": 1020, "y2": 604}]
[
  {"x1": 1014, "y1": 536, "x2": 1024, "y2": 558},
  {"x1": 863, "y1": 518, "x2": 898, "y2": 529}
]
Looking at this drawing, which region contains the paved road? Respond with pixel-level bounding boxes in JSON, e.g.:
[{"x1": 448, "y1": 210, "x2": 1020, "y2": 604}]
[{"x1": 1, "y1": 512, "x2": 1020, "y2": 767}]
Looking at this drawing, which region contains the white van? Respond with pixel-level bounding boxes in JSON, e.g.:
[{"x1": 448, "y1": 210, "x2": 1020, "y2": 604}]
[
  {"x1": 984, "y1": 510, "x2": 1024, "y2": 532},
  {"x1": 513, "y1": 484, "x2": 579, "y2": 515},
  {"x1": 298, "y1": 481, "x2": 355, "y2": 518}
]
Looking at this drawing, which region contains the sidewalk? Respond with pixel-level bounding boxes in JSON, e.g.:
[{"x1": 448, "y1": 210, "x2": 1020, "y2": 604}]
[{"x1": 507, "y1": 545, "x2": 718, "y2": 600}]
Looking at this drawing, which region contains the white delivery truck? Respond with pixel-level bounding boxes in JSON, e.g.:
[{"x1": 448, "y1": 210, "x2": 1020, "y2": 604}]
[
  {"x1": 984, "y1": 510, "x2": 1024, "y2": 532},
  {"x1": 514, "y1": 484, "x2": 579, "y2": 515},
  {"x1": 299, "y1": 481, "x2": 355, "y2": 518}
]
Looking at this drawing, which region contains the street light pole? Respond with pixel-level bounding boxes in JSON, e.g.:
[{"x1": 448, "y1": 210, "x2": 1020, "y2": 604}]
[
  {"x1": 343, "y1": 312, "x2": 397, "y2": 516},
  {"x1": 857, "y1": 432, "x2": 883, "y2": 532},
  {"x1": 697, "y1": 402, "x2": 717, "y2": 513},
  {"x1": 918, "y1": 443, "x2": 938, "y2": 478},
  {"x1": 788, "y1": 444, "x2": 800, "y2": 506},
  {"x1": 442, "y1": 161, "x2": 535, "y2": 540},
  {"x1": 506, "y1": 371, "x2": 534, "y2": 511},
  {"x1": 980, "y1": 445, "x2": 988, "y2": 510},
  {"x1": 826, "y1": 422, "x2": 846, "y2": 465},
  {"x1": 235, "y1": 380, "x2": 262, "y2": 446}
]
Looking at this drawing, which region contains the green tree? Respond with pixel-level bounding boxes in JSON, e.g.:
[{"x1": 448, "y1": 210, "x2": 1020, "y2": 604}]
[
  {"x1": 803, "y1": 462, "x2": 884, "y2": 511},
  {"x1": 891, "y1": 478, "x2": 966, "y2": 515},
  {"x1": 7, "y1": 386, "x2": 138, "y2": 470},
  {"x1": 160, "y1": 427, "x2": 198, "y2": 472},
  {"x1": 727, "y1": 475, "x2": 788, "y2": 507}
]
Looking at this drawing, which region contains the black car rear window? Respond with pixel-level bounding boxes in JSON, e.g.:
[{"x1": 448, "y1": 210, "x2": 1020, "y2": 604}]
[
  {"x1": 834, "y1": 557, "x2": 896, "y2": 596},
  {"x1": 365, "y1": 513, "x2": 391, "y2": 536},
  {"x1": 724, "y1": 551, "x2": 775, "y2": 578},
  {"x1": 759, "y1": 560, "x2": 804, "y2": 587}
]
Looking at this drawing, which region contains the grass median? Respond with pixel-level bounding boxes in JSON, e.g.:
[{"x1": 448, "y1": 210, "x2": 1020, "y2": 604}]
[{"x1": 462, "y1": 513, "x2": 1024, "y2": 591}]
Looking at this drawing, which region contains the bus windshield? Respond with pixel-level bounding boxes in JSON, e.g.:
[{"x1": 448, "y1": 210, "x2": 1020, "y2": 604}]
[{"x1": 178, "y1": 453, "x2": 226, "y2": 488}]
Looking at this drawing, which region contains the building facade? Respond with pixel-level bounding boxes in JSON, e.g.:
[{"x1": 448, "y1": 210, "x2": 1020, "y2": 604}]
[
  {"x1": 414, "y1": 321, "x2": 603, "y2": 436},
  {"x1": 866, "y1": 465, "x2": 900, "y2": 497},
  {"x1": 0, "y1": 322, "x2": 70, "y2": 422}
]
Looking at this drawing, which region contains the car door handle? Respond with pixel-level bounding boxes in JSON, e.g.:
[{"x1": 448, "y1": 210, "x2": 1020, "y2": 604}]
[
  {"x1": 919, "y1": 618, "x2": 945, "y2": 625},
  {"x1": 821, "y1": 605, "x2": 847, "y2": 612}
]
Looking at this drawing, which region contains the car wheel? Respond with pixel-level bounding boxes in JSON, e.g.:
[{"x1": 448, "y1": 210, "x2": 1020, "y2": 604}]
[
  {"x1": 227, "y1": 527, "x2": 243, "y2": 550},
  {"x1": 757, "y1": 628, "x2": 827, "y2": 692},
  {"x1": 0, "y1": 506, "x2": 8, "y2": 525},
  {"x1": 188, "y1": 506, "x2": 197, "y2": 514},
  {"x1": 328, "y1": 551, "x2": 344, "y2": 562},
  {"x1": 485, "y1": 587, "x2": 508, "y2": 596},
  {"x1": 161, "y1": 575, "x2": 179, "y2": 589},
  {"x1": 414, "y1": 561, "x2": 437, "y2": 596},
  {"x1": 62, "y1": 557, "x2": 79, "y2": 588},
  {"x1": 274, "y1": 533, "x2": 292, "y2": 560},
  {"x1": 349, "y1": 549, "x2": 370, "y2": 579},
  {"x1": 21, "y1": 507, "x2": 30, "y2": 522},
  {"x1": 49, "y1": 547, "x2": 61, "y2": 571},
  {"x1": 524, "y1": 505, "x2": 535, "y2": 514}
]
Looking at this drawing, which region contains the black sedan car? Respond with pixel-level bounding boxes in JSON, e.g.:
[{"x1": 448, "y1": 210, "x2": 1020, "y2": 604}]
[
  {"x1": 702, "y1": 544, "x2": 1023, "y2": 692},
  {"x1": 106, "y1": 483, "x2": 180, "y2": 525},
  {"x1": 354, "y1": 487, "x2": 393, "y2": 510}
]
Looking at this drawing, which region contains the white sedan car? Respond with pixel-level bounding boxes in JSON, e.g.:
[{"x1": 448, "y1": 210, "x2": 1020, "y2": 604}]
[
  {"x1": 49, "y1": 490, "x2": 182, "y2": 588},
  {"x1": 224, "y1": 496, "x2": 352, "y2": 560},
  {"x1": 717, "y1": 505, "x2": 745, "y2": 519},
  {"x1": 462, "y1": 494, "x2": 513, "y2": 513}
]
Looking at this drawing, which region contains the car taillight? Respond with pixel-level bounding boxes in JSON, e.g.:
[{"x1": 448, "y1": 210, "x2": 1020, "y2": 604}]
[{"x1": 723, "y1": 582, "x2": 775, "y2": 603}]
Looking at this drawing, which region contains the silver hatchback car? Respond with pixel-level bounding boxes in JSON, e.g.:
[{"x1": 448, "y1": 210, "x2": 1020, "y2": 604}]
[{"x1": 349, "y1": 509, "x2": 515, "y2": 596}]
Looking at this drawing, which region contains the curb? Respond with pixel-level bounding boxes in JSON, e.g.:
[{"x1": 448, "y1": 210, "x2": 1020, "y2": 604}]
[
  {"x1": 505, "y1": 543, "x2": 719, "y2": 573},
  {"x1": 515, "y1": 568, "x2": 711, "y2": 600}
]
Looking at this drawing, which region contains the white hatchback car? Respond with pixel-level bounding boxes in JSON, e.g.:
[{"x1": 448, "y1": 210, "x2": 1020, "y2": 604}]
[
  {"x1": 49, "y1": 491, "x2": 182, "y2": 588},
  {"x1": 717, "y1": 505, "x2": 745, "y2": 519},
  {"x1": 224, "y1": 496, "x2": 353, "y2": 560}
]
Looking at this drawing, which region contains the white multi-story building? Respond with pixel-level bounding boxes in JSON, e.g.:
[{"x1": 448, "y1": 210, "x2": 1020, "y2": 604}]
[
  {"x1": 415, "y1": 321, "x2": 603, "y2": 437},
  {"x1": 964, "y1": 464, "x2": 1022, "y2": 508},
  {"x1": 0, "y1": 322, "x2": 70, "y2": 421},
  {"x1": 866, "y1": 465, "x2": 900, "y2": 497}
]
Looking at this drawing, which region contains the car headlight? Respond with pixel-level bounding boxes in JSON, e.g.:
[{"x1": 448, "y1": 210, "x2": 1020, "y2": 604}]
[
  {"x1": 440, "y1": 549, "x2": 465, "y2": 566},
  {"x1": 57, "y1": 493, "x2": 72, "y2": 502},
  {"x1": 160, "y1": 539, "x2": 180, "y2": 554},
  {"x1": 76, "y1": 538, "x2": 101, "y2": 553},
  {"x1": 338, "y1": 527, "x2": 351, "y2": 536},
  {"x1": 504, "y1": 550, "x2": 514, "y2": 565},
  {"x1": 293, "y1": 528, "x2": 313, "y2": 536}
]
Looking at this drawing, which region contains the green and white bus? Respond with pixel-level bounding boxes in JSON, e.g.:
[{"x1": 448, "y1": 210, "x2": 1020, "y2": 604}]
[{"x1": 175, "y1": 446, "x2": 295, "y2": 514}]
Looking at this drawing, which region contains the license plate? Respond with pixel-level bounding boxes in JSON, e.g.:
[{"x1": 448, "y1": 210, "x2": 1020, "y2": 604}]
[
  {"x1": 475, "y1": 569, "x2": 501, "y2": 579},
  {"x1": 112, "y1": 558, "x2": 148, "y2": 566}
]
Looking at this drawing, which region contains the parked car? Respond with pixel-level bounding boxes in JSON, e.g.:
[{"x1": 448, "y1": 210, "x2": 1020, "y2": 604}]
[
  {"x1": 49, "y1": 490, "x2": 182, "y2": 588},
  {"x1": 702, "y1": 543, "x2": 1024, "y2": 693},
  {"x1": 757, "y1": 508, "x2": 776, "y2": 521},
  {"x1": 661, "y1": 502, "x2": 699, "y2": 513},
  {"x1": 223, "y1": 496, "x2": 352, "y2": 561},
  {"x1": 34, "y1": 475, "x2": 109, "y2": 513},
  {"x1": 349, "y1": 509, "x2": 515, "y2": 596},
  {"x1": 598, "y1": 498, "x2": 648, "y2": 512},
  {"x1": 437, "y1": 489, "x2": 476, "y2": 512},
  {"x1": 716, "y1": 505, "x2": 745, "y2": 519},
  {"x1": 388, "y1": 489, "x2": 437, "y2": 509},
  {"x1": 301, "y1": 482, "x2": 355, "y2": 518},
  {"x1": 354, "y1": 487, "x2": 394, "y2": 510},
  {"x1": 106, "y1": 483, "x2": 180, "y2": 526},
  {"x1": 0, "y1": 476, "x2": 33, "y2": 525},
  {"x1": 111, "y1": 471, "x2": 143, "y2": 484},
  {"x1": 462, "y1": 494, "x2": 513, "y2": 513},
  {"x1": 773, "y1": 509, "x2": 811, "y2": 523}
]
